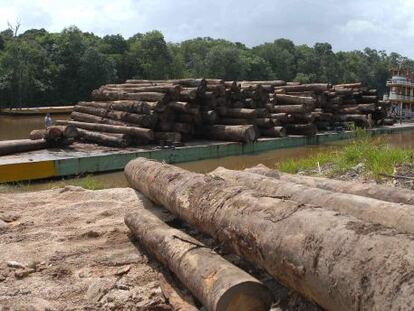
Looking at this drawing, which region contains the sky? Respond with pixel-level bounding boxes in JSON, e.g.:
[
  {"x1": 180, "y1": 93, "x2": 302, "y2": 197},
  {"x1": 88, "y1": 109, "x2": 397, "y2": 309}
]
[{"x1": 0, "y1": 0, "x2": 413, "y2": 57}]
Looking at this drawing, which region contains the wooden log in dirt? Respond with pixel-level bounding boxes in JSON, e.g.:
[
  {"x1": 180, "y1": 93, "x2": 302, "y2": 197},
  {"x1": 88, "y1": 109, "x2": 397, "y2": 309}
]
[
  {"x1": 125, "y1": 158, "x2": 414, "y2": 311},
  {"x1": 56, "y1": 120, "x2": 154, "y2": 141},
  {"x1": 125, "y1": 208, "x2": 272, "y2": 311},
  {"x1": 203, "y1": 125, "x2": 258, "y2": 143},
  {"x1": 0, "y1": 139, "x2": 48, "y2": 156},
  {"x1": 77, "y1": 129, "x2": 131, "y2": 147},
  {"x1": 259, "y1": 126, "x2": 286, "y2": 137},
  {"x1": 211, "y1": 167, "x2": 414, "y2": 234}
]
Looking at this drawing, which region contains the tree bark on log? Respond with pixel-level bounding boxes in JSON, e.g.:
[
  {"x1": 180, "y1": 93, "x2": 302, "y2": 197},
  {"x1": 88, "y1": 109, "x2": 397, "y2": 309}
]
[
  {"x1": 217, "y1": 108, "x2": 257, "y2": 119},
  {"x1": 125, "y1": 158, "x2": 414, "y2": 311},
  {"x1": 92, "y1": 90, "x2": 170, "y2": 103},
  {"x1": 77, "y1": 129, "x2": 131, "y2": 147},
  {"x1": 0, "y1": 139, "x2": 48, "y2": 156},
  {"x1": 77, "y1": 100, "x2": 163, "y2": 114},
  {"x1": 270, "y1": 105, "x2": 311, "y2": 114},
  {"x1": 334, "y1": 83, "x2": 362, "y2": 89},
  {"x1": 71, "y1": 111, "x2": 128, "y2": 126},
  {"x1": 203, "y1": 125, "x2": 258, "y2": 143},
  {"x1": 56, "y1": 120, "x2": 154, "y2": 141},
  {"x1": 259, "y1": 126, "x2": 286, "y2": 137},
  {"x1": 275, "y1": 94, "x2": 316, "y2": 106},
  {"x1": 125, "y1": 208, "x2": 272, "y2": 311},
  {"x1": 125, "y1": 79, "x2": 207, "y2": 88},
  {"x1": 274, "y1": 171, "x2": 414, "y2": 206},
  {"x1": 210, "y1": 167, "x2": 414, "y2": 234},
  {"x1": 275, "y1": 83, "x2": 330, "y2": 93},
  {"x1": 158, "y1": 273, "x2": 198, "y2": 311}
]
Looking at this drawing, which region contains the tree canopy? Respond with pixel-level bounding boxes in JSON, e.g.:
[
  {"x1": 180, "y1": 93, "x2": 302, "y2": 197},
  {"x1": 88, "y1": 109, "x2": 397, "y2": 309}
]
[{"x1": 0, "y1": 27, "x2": 413, "y2": 108}]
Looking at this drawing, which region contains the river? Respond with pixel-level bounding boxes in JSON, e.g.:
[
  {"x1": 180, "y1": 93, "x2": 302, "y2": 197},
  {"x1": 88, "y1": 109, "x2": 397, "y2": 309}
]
[{"x1": 1, "y1": 114, "x2": 414, "y2": 192}]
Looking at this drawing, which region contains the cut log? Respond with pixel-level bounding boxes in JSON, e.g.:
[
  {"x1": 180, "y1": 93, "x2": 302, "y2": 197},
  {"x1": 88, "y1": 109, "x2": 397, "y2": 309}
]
[
  {"x1": 0, "y1": 139, "x2": 48, "y2": 156},
  {"x1": 71, "y1": 111, "x2": 127, "y2": 126},
  {"x1": 125, "y1": 158, "x2": 414, "y2": 311},
  {"x1": 77, "y1": 100, "x2": 163, "y2": 114},
  {"x1": 275, "y1": 94, "x2": 316, "y2": 106},
  {"x1": 285, "y1": 123, "x2": 317, "y2": 136},
  {"x1": 92, "y1": 90, "x2": 170, "y2": 103},
  {"x1": 260, "y1": 126, "x2": 286, "y2": 137},
  {"x1": 336, "y1": 114, "x2": 372, "y2": 128},
  {"x1": 270, "y1": 104, "x2": 311, "y2": 114},
  {"x1": 217, "y1": 108, "x2": 257, "y2": 119},
  {"x1": 102, "y1": 84, "x2": 181, "y2": 95},
  {"x1": 56, "y1": 120, "x2": 154, "y2": 140},
  {"x1": 77, "y1": 129, "x2": 131, "y2": 147},
  {"x1": 275, "y1": 83, "x2": 330, "y2": 93},
  {"x1": 203, "y1": 125, "x2": 258, "y2": 143},
  {"x1": 125, "y1": 208, "x2": 272, "y2": 311},
  {"x1": 169, "y1": 102, "x2": 199, "y2": 115},
  {"x1": 275, "y1": 171, "x2": 414, "y2": 206},
  {"x1": 126, "y1": 79, "x2": 207, "y2": 88},
  {"x1": 29, "y1": 125, "x2": 78, "y2": 142},
  {"x1": 211, "y1": 167, "x2": 414, "y2": 234},
  {"x1": 334, "y1": 82, "x2": 362, "y2": 89},
  {"x1": 179, "y1": 88, "x2": 199, "y2": 101}
]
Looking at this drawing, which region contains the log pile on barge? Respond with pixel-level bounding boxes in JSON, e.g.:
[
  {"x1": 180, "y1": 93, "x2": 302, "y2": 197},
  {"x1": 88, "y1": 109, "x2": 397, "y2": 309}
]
[
  {"x1": 123, "y1": 158, "x2": 414, "y2": 311},
  {"x1": 52, "y1": 79, "x2": 389, "y2": 148}
]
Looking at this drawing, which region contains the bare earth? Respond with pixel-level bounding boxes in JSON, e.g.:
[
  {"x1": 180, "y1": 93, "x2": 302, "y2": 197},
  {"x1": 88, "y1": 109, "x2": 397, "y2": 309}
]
[{"x1": 0, "y1": 186, "x2": 319, "y2": 311}]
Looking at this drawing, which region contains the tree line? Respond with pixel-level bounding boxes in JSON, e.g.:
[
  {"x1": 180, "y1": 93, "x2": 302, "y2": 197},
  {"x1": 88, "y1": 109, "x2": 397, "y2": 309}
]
[{"x1": 0, "y1": 26, "x2": 413, "y2": 108}]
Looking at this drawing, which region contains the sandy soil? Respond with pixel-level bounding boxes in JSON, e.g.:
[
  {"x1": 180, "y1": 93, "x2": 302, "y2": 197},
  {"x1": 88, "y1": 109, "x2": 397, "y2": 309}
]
[{"x1": 0, "y1": 186, "x2": 320, "y2": 311}]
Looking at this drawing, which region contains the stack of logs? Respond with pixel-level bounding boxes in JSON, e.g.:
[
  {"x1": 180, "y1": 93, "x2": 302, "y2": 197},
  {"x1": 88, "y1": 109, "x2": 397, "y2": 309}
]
[
  {"x1": 53, "y1": 79, "x2": 390, "y2": 148},
  {"x1": 124, "y1": 158, "x2": 414, "y2": 311}
]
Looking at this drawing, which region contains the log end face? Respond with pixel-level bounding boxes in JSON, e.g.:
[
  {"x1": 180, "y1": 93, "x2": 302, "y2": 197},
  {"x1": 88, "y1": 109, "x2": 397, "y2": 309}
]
[{"x1": 216, "y1": 281, "x2": 272, "y2": 311}]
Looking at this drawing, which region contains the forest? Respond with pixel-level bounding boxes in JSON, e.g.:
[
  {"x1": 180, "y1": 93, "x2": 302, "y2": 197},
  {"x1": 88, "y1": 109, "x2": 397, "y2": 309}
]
[{"x1": 0, "y1": 26, "x2": 413, "y2": 108}]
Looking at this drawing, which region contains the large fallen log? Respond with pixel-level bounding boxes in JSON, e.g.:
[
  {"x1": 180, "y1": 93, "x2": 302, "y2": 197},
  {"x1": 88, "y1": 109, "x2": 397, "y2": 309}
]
[
  {"x1": 210, "y1": 167, "x2": 414, "y2": 234},
  {"x1": 125, "y1": 208, "x2": 272, "y2": 311},
  {"x1": 264, "y1": 169, "x2": 414, "y2": 206},
  {"x1": 0, "y1": 139, "x2": 48, "y2": 156},
  {"x1": 125, "y1": 158, "x2": 414, "y2": 311},
  {"x1": 77, "y1": 129, "x2": 131, "y2": 147},
  {"x1": 203, "y1": 125, "x2": 258, "y2": 143},
  {"x1": 56, "y1": 120, "x2": 154, "y2": 141}
]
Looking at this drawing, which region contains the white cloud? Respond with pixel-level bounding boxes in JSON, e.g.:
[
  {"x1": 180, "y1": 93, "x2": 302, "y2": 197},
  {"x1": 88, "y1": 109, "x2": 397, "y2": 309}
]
[{"x1": 0, "y1": 0, "x2": 413, "y2": 57}]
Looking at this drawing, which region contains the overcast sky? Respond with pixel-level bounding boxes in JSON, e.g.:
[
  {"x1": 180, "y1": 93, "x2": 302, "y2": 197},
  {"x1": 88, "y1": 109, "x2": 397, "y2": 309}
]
[{"x1": 1, "y1": 0, "x2": 413, "y2": 57}]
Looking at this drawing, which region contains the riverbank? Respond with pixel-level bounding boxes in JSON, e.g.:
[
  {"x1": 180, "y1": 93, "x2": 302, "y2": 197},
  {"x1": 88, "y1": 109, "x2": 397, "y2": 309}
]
[{"x1": 277, "y1": 129, "x2": 414, "y2": 189}]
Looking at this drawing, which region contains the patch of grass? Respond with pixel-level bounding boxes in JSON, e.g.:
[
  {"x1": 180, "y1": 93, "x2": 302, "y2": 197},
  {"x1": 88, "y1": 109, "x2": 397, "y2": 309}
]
[
  {"x1": 277, "y1": 130, "x2": 414, "y2": 179},
  {"x1": 68, "y1": 175, "x2": 104, "y2": 190}
]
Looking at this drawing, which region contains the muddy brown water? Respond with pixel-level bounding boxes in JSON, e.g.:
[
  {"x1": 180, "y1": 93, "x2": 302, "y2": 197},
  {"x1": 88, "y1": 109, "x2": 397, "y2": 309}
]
[
  {"x1": 1, "y1": 115, "x2": 414, "y2": 192},
  {"x1": 0, "y1": 114, "x2": 70, "y2": 141}
]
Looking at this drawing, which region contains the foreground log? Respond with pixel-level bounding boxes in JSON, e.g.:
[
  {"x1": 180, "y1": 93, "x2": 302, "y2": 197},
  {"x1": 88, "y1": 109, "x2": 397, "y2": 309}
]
[
  {"x1": 125, "y1": 208, "x2": 272, "y2": 311},
  {"x1": 211, "y1": 167, "x2": 414, "y2": 234},
  {"x1": 125, "y1": 158, "x2": 414, "y2": 311},
  {"x1": 56, "y1": 120, "x2": 153, "y2": 141},
  {"x1": 77, "y1": 129, "x2": 131, "y2": 147},
  {"x1": 273, "y1": 170, "x2": 414, "y2": 206},
  {"x1": 0, "y1": 139, "x2": 48, "y2": 156},
  {"x1": 203, "y1": 125, "x2": 258, "y2": 143}
]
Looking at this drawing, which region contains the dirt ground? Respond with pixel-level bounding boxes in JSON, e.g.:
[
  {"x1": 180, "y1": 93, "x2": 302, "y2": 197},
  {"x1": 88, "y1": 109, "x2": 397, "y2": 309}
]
[{"x1": 0, "y1": 186, "x2": 320, "y2": 311}]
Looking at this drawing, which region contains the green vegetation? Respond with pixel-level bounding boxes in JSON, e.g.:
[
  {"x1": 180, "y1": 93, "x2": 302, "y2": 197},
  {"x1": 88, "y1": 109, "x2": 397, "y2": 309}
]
[
  {"x1": 0, "y1": 175, "x2": 104, "y2": 193},
  {"x1": 277, "y1": 131, "x2": 414, "y2": 179},
  {"x1": 1, "y1": 26, "x2": 413, "y2": 108}
]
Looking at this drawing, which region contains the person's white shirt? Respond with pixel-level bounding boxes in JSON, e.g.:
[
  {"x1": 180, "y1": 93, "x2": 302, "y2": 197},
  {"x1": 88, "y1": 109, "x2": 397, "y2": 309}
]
[{"x1": 44, "y1": 113, "x2": 52, "y2": 128}]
